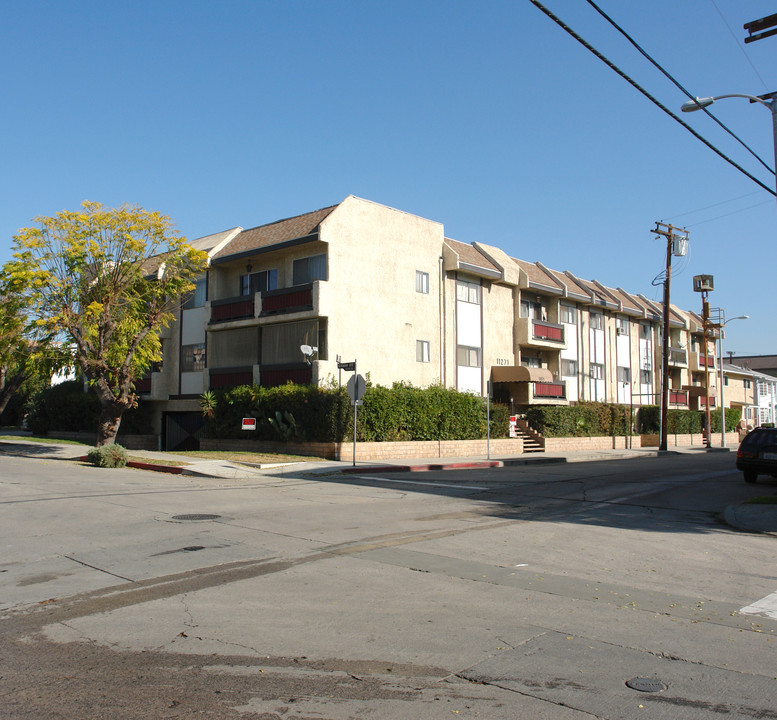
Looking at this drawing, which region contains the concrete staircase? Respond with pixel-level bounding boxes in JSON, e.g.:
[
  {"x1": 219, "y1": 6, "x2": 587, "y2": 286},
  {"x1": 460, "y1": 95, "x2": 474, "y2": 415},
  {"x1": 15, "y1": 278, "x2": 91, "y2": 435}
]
[{"x1": 514, "y1": 418, "x2": 545, "y2": 453}]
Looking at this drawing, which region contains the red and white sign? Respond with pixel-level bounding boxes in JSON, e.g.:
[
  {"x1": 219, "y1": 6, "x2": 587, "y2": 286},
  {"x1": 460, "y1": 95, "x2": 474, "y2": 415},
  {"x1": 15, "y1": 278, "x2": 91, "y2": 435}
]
[{"x1": 242, "y1": 417, "x2": 257, "y2": 431}]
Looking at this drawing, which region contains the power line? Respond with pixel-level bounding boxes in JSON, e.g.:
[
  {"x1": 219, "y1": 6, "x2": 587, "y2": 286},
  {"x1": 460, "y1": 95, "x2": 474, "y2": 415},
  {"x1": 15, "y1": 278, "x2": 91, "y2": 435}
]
[
  {"x1": 662, "y1": 190, "x2": 764, "y2": 220},
  {"x1": 586, "y1": 0, "x2": 774, "y2": 176},
  {"x1": 526, "y1": 0, "x2": 777, "y2": 197},
  {"x1": 683, "y1": 199, "x2": 774, "y2": 227},
  {"x1": 709, "y1": 0, "x2": 770, "y2": 92}
]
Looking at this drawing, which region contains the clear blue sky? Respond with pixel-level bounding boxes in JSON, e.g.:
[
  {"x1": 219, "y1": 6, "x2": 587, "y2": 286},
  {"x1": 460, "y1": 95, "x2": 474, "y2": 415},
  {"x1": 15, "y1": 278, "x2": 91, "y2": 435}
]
[{"x1": 2, "y1": 1, "x2": 775, "y2": 356}]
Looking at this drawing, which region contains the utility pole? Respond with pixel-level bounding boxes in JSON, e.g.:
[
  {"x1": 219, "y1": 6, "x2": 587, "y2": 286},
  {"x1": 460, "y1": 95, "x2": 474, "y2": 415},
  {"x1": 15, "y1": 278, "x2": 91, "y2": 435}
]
[
  {"x1": 652, "y1": 222, "x2": 689, "y2": 452},
  {"x1": 693, "y1": 275, "x2": 715, "y2": 449}
]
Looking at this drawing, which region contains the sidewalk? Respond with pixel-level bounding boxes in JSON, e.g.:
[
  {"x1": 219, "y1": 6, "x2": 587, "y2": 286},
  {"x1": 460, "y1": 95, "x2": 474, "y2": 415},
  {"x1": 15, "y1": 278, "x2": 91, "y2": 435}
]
[{"x1": 1, "y1": 434, "x2": 774, "y2": 535}]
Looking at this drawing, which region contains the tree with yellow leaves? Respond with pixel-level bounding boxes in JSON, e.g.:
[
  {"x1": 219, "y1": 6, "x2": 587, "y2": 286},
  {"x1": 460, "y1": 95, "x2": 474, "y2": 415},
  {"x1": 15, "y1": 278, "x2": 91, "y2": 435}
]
[{"x1": 9, "y1": 202, "x2": 208, "y2": 445}]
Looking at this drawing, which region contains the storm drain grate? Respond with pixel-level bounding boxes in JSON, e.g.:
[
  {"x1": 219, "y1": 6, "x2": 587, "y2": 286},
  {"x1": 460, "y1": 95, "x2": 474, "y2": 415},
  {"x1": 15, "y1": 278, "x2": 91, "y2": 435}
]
[
  {"x1": 171, "y1": 514, "x2": 222, "y2": 521},
  {"x1": 626, "y1": 677, "x2": 666, "y2": 693}
]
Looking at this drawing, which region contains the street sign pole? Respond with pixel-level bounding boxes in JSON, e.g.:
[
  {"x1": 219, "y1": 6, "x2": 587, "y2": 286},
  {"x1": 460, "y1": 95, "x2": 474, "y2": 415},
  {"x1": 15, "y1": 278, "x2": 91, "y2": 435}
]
[{"x1": 353, "y1": 360, "x2": 357, "y2": 467}]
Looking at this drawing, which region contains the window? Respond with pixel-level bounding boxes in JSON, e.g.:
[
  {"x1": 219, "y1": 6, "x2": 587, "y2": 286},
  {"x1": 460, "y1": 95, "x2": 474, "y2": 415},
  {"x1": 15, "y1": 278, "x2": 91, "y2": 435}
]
[
  {"x1": 640, "y1": 369, "x2": 651, "y2": 384},
  {"x1": 561, "y1": 359, "x2": 577, "y2": 376},
  {"x1": 590, "y1": 363, "x2": 604, "y2": 380},
  {"x1": 183, "y1": 276, "x2": 207, "y2": 309},
  {"x1": 590, "y1": 313, "x2": 604, "y2": 331},
  {"x1": 522, "y1": 356, "x2": 541, "y2": 368},
  {"x1": 640, "y1": 323, "x2": 650, "y2": 339},
  {"x1": 181, "y1": 343, "x2": 206, "y2": 372},
  {"x1": 616, "y1": 318, "x2": 629, "y2": 336},
  {"x1": 457, "y1": 345, "x2": 481, "y2": 367},
  {"x1": 415, "y1": 271, "x2": 429, "y2": 294},
  {"x1": 560, "y1": 305, "x2": 577, "y2": 324},
  {"x1": 617, "y1": 366, "x2": 631, "y2": 383},
  {"x1": 416, "y1": 340, "x2": 430, "y2": 363},
  {"x1": 744, "y1": 379, "x2": 752, "y2": 389},
  {"x1": 520, "y1": 300, "x2": 547, "y2": 320},
  {"x1": 241, "y1": 269, "x2": 278, "y2": 296},
  {"x1": 456, "y1": 279, "x2": 481, "y2": 304},
  {"x1": 292, "y1": 254, "x2": 327, "y2": 285}
]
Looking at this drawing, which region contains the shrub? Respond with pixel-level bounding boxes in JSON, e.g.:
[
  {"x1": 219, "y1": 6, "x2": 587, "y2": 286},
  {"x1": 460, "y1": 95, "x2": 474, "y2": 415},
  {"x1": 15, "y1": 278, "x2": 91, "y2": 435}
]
[
  {"x1": 86, "y1": 443, "x2": 128, "y2": 468},
  {"x1": 201, "y1": 381, "x2": 509, "y2": 443},
  {"x1": 26, "y1": 381, "x2": 99, "y2": 436},
  {"x1": 523, "y1": 402, "x2": 634, "y2": 438}
]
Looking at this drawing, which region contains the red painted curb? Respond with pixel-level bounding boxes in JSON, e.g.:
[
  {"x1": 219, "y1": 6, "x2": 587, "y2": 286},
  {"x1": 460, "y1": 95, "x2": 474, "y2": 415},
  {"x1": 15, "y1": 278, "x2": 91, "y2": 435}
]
[{"x1": 75, "y1": 456, "x2": 185, "y2": 474}]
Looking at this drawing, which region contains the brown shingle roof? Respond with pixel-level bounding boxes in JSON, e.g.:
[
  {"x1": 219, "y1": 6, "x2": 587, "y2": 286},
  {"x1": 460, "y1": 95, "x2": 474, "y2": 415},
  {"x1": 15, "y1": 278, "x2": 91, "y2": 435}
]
[
  {"x1": 512, "y1": 258, "x2": 565, "y2": 293},
  {"x1": 212, "y1": 205, "x2": 338, "y2": 261},
  {"x1": 444, "y1": 238, "x2": 500, "y2": 273}
]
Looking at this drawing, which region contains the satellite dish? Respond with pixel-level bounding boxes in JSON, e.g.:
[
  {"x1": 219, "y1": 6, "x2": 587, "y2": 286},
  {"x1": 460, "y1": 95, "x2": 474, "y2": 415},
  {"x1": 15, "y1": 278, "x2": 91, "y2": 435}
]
[{"x1": 300, "y1": 345, "x2": 318, "y2": 365}]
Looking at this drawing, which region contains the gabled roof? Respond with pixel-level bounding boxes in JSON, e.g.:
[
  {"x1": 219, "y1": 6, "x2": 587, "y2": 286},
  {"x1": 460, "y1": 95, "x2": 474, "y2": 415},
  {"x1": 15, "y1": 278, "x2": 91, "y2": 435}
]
[
  {"x1": 212, "y1": 204, "x2": 338, "y2": 262},
  {"x1": 535, "y1": 264, "x2": 590, "y2": 301},
  {"x1": 512, "y1": 258, "x2": 565, "y2": 294},
  {"x1": 443, "y1": 238, "x2": 502, "y2": 278}
]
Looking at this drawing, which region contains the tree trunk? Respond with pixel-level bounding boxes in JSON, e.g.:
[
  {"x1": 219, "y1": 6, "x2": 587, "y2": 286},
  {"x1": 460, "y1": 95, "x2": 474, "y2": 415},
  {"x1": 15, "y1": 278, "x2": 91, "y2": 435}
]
[
  {"x1": 96, "y1": 399, "x2": 127, "y2": 446},
  {"x1": 0, "y1": 370, "x2": 26, "y2": 419}
]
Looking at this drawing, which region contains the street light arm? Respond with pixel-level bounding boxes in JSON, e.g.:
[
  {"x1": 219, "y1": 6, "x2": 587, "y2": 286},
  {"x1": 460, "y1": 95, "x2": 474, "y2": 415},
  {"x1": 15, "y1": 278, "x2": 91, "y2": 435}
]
[{"x1": 682, "y1": 94, "x2": 773, "y2": 112}]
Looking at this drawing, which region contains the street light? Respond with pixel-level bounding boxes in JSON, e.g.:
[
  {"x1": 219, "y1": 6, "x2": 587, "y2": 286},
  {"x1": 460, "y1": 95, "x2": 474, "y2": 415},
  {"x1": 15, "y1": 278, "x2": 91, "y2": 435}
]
[
  {"x1": 714, "y1": 313, "x2": 749, "y2": 448},
  {"x1": 681, "y1": 93, "x2": 777, "y2": 203}
]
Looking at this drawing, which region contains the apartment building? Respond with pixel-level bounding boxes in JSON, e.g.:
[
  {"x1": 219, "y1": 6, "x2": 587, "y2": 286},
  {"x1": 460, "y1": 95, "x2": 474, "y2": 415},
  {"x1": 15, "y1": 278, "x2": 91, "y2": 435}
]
[{"x1": 136, "y1": 196, "x2": 753, "y2": 449}]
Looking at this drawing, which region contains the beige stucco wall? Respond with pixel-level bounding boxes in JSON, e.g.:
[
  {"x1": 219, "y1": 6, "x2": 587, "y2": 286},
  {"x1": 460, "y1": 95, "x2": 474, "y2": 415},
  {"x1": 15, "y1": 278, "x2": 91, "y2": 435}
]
[
  {"x1": 482, "y1": 282, "x2": 516, "y2": 374},
  {"x1": 315, "y1": 196, "x2": 445, "y2": 388}
]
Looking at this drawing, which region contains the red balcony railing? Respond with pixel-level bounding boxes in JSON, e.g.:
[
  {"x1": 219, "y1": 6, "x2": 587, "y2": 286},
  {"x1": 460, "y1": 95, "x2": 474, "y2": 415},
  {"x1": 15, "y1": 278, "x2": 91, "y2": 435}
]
[
  {"x1": 534, "y1": 381, "x2": 565, "y2": 398},
  {"x1": 209, "y1": 368, "x2": 253, "y2": 389},
  {"x1": 698, "y1": 354, "x2": 715, "y2": 367},
  {"x1": 210, "y1": 297, "x2": 254, "y2": 323},
  {"x1": 532, "y1": 320, "x2": 564, "y2": 342},
  {"x1": 134, "y1": 377, "x2": 152, "y2": 394},
  {"x1": 261, "y1": 284, "x2": 313, "y2": 315},
  {"x1": 261, "y1": 366, "x2": 313, "y2": 387}
]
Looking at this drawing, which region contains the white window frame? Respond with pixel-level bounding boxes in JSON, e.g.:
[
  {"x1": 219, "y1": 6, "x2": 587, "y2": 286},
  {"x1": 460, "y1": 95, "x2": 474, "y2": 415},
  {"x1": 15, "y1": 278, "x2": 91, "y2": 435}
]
[
  {"x1": 415, "y1": 271, "x2": 430, "y2": 294},
  {"x1": 456, "y1": 279, "x2": 481, "y2": 305},
  {"x1": 457, "y1": 345, "x2": 481, "y2": 368},
  {"x1": 590, "y1": 362, "x2": 604, "y2": 380},
  {"x1": 416, "y1": 340, "x2": 430, "y2": 363},
  {"x1": 560, "y1": 305, "x2": 577, "y2": 324}
]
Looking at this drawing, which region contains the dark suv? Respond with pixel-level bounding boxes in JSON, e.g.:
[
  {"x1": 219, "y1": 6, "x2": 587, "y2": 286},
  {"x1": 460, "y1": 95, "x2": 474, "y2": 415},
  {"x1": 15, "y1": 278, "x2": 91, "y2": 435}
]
[{"x1": 736, "y1": 426, "x2": 777, "y2": 483}]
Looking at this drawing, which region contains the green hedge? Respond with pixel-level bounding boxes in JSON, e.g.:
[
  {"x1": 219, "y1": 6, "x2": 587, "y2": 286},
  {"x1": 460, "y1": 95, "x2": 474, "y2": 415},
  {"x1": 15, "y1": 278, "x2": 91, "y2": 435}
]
[
  {"x1": 522, "y1": 402, "x2": 633, "y2": 438},
  {"x1": 202, "y1": 382, "x2": 510, "y2": 442},
  {"x1": 202, "y1": 383, "x2": 351, "y2": 442},
  {"x1": 637, "y1": 405, "x2": 739, "y2": 434}
]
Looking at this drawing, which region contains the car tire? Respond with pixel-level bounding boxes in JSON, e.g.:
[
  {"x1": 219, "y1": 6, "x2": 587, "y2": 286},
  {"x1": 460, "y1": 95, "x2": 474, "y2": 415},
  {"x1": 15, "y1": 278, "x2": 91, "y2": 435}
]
[{"x1": 743, "y1": 470, "x2": 758, "y2": 484}]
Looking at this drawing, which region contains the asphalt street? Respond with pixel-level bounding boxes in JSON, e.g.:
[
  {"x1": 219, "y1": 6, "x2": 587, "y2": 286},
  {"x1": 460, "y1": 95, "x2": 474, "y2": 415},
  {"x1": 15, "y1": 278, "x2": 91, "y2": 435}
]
[{"x1": 1, "y1": 449, "x2": 776, "y2": 719}]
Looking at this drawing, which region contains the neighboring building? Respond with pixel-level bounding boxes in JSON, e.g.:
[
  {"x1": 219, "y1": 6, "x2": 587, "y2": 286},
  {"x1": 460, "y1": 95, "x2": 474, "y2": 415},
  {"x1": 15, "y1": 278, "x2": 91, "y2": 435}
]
[
  {"x1": 135, "y1": 196, "x2": 761, "y2": 449},
  {"x1": 735, "y1": 354, "x2": 777, "y2": 379}
]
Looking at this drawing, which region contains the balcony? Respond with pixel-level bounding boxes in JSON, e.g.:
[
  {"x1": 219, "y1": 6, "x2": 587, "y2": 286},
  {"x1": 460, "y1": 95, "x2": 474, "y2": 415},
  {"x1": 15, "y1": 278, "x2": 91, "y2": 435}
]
[
  {"x1": 689, "y1": 351, "x2": 716, "y2": 373},
  {"x1": 516, "y1": 317, "x2": 566, "y2": 349},
  {"x1": 668, "y1": 347, "x2": 687, "y2": 367},
  {"x1": 260, "y1": 284, "x2": 313, "y2": 316},
  {"x1": 209, "y1": 367, "x2": 254, "y2": 389},
  {"x1": 260, "y1": 364, "x2": 313, "y2": 387},
  {"x1": 534, "y1": 381, "x2": 566, "y2": 399},
  {"x1": 668, "y1": 389, "x2": 688, "y2": 405},
  {"x1": 210, "y1": 297, "x2": 254, "y2": 323}
]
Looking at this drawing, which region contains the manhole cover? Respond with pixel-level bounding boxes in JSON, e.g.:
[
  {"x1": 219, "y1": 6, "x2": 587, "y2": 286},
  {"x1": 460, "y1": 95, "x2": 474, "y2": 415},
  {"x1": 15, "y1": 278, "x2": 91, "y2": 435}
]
[
  {"x1": 171, "y1": 514, "x2": 222, "y2": 521},
  {"x1": 626, "y1": 677, "x2": 666, "y2": 693}
]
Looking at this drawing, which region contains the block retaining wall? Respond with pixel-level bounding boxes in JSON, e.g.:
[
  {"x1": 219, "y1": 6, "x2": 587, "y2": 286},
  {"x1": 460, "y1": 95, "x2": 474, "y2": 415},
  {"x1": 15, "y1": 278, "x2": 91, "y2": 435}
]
[
  {"x1": 199, "y1": 437, "x2": 525, "y2": 461},
  {"x1": 544, "y1": 435, "x2": 642, "y2": 451}
]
